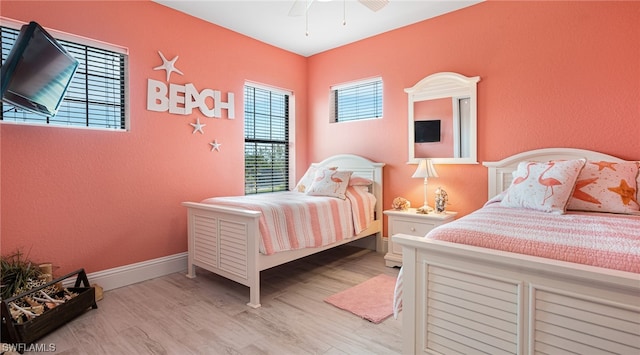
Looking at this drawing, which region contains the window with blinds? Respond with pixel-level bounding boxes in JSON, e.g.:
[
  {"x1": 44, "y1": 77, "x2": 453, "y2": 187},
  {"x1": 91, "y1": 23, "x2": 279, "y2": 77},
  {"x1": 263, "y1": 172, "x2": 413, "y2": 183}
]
[
  {"x1": 1, "y1": 25, "x2": 127, "y2": 130},
  {"x1": 330, "y1": 77, "x2": 383, "y2": 122},
  {"x1": 244, "y1": 84, "x2": 290, "y2": 195}
]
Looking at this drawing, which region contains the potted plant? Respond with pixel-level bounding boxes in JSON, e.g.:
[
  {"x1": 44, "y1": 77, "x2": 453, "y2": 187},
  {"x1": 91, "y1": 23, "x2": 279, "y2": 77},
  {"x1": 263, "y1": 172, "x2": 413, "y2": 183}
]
[{"x1": 1, "y1": 250, "x2": 44, "y2": 301}]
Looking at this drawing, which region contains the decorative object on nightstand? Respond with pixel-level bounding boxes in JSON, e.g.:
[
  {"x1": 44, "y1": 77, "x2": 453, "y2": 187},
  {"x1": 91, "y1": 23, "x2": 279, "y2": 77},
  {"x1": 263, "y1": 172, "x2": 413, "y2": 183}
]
[
  {"x1": 391, "y1": 197, "x2": 410, "y2": 211},
  {"x1": 412, "y1": 159, "x2": 438, "y2": 214},
  {"x1": 384, "y1": 209, "x2": 457, "y2": 267},
  {"x1": 434, "y1": 187, "x2": 448, "y2": 213}
]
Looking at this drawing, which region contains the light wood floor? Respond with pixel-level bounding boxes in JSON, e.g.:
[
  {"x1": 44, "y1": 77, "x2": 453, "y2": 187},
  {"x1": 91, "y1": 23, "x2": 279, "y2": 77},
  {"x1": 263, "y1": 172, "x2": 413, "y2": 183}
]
[{"x1": 27, "y1": 246, "x2": 402, "y2": 354}]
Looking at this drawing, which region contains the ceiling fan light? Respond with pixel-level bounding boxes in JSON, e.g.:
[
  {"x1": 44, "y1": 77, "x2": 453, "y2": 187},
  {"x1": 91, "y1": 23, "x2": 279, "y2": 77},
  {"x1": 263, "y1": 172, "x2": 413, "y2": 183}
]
[{"x1": 358, "y1": 0, "x2": 389, "y2": 12}]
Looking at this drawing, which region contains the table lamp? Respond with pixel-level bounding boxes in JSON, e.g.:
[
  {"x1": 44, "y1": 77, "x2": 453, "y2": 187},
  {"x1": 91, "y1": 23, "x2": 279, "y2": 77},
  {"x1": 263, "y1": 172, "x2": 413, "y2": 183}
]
[{"x1": 412, "y1": 159, "x2": 438, "y2": 213}]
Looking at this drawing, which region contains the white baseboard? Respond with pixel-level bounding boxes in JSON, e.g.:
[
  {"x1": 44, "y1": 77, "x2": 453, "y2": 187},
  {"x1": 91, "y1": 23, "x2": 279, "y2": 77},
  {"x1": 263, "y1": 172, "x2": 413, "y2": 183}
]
[{"x1": 76, "y1": 252, "x2": 188, "y2": 291}]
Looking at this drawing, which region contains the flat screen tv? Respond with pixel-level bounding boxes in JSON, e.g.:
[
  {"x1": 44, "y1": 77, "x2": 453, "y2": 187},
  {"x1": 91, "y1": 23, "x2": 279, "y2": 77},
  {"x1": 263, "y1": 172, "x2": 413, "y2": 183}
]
[
  {"x1": 415, "y1": 119, "x2": 441, "y2": 143},
  {"x1": 1, "y1": 21, "x2": 79, "y2": 117}
]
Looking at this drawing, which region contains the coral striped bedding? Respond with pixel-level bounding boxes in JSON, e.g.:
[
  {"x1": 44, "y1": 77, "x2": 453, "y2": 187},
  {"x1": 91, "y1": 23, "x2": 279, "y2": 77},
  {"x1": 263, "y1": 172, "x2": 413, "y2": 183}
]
[
  {"x1": 393, "y1": 201, "x2": 640, "y2": 319},
  {"x1": 200, "y1": 186, "x2": 376, "y2": 255},
  {"x1": 428, "y1": 201, "x2": 640, "y2": 273}
]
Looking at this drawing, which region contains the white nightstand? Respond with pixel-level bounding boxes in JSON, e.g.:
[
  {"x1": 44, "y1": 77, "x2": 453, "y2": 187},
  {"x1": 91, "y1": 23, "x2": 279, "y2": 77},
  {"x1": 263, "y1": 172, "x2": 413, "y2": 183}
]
[{"x1": 384, "y1": 208, "x2": 457, "y2": 267}]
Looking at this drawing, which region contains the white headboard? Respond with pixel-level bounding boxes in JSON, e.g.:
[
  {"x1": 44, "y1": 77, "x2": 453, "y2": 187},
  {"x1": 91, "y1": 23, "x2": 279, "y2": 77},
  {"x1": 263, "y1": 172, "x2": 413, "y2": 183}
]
[
  {"x1": 482, "y1": 148, "x2": 626, "y2": 199},
  {"x1": 311, "y1": 154, "x2": 385, "y2": 219}
]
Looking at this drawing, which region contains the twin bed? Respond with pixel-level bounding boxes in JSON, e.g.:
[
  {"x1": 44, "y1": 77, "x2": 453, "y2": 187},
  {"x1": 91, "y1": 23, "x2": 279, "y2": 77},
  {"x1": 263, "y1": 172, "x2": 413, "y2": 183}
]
[
  {"x1": 182, "y1": 148, "x2": 638, "y2": 354},
  {"x1": 182, "y1": 154, "x2": 384, "y2": 308},
  {"x1": 393, "y1": 148, "x2": 639, "y2": 354}
]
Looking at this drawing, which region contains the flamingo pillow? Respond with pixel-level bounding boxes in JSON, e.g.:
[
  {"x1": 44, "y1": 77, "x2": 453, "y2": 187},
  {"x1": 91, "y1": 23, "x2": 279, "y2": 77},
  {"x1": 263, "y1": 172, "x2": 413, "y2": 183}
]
[
  {"x1": 501, "y1": 159, "x2": 586, "y2": 214},
  {"x1": 294, "y1": 166, "x2": 337, "y2": 193},
  {"x1": 566, "y1": 161, "x2": 639, "y2": 214},
  {"x1": 306, "y1": 169, "x2": 353, "y2": 199}
]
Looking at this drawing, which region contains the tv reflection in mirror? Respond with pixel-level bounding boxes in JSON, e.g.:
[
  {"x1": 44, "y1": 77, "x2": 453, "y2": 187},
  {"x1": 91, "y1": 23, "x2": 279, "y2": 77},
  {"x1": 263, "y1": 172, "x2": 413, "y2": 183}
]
[
  {"x1": 1, "y1": 21, "x2": 79, "y2": 117},
  {"x1": 415, "y1": 120, "x2": 441, "y2": 143}
]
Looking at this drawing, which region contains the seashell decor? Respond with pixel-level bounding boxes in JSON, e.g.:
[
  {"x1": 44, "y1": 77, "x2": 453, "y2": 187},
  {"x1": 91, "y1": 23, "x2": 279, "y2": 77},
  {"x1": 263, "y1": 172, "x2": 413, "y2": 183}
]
[{"x1": 391, "y1": 197, "x2": 410, "y2": 211}]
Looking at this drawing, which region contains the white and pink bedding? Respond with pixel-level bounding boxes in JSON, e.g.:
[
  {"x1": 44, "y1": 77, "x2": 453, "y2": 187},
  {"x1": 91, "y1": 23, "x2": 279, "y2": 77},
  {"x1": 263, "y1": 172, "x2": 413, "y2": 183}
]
[
  {"x1": 200, "y1": 186, "x2": 376, "y2": 255},
  {"x1": 427, "y1": 201, "x2": 640, "y2": 273},
  {"x1": 394, "y1": 200, "x2": 640, "y2": 318}
]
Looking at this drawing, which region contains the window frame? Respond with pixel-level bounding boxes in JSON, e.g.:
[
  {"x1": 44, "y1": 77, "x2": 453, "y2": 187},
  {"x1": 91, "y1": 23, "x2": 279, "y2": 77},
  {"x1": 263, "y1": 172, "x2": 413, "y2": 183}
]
[
  {"x1": 330, "y1": 76, "x2": 383, "y2": 123},
  {"x1": 0, "y1": 18, "x2": 129, "y2": 131},
  {"x1": 243, "y1": 82, "x2": 292, "y2": 195}
]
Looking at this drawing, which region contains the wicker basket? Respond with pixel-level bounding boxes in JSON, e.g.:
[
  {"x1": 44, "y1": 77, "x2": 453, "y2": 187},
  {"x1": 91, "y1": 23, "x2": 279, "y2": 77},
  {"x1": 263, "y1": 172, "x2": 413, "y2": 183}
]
[{"x1": 1, "y1": 269, "x2": 97, "y2": 348}]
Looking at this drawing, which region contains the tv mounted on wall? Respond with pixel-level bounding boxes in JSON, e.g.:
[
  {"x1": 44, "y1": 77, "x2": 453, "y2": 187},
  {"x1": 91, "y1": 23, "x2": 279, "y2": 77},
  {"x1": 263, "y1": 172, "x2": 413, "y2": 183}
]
[
  {"x1": 414, "y1": 119, "x2": 441, "y2": 143},
  {"x1": 1, "y1": 21, "x2": 79, "y2": 117}
]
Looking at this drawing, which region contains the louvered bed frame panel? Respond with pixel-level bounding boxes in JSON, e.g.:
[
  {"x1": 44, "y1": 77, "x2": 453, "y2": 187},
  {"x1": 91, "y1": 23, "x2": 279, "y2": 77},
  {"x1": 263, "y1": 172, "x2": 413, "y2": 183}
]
[
  {"x1": 183, "y1": 154, "x2": 384, "y2": 308},
  {"x1": 393, "y1": 148, "x2": 640, "y2": 354}
]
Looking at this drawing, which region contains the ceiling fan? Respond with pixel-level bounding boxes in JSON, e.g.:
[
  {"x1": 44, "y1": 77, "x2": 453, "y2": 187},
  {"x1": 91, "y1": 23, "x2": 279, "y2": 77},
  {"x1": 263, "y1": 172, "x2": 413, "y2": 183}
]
[{"x1": 288, "y1": 0, "x2": 390, "y2": 17}]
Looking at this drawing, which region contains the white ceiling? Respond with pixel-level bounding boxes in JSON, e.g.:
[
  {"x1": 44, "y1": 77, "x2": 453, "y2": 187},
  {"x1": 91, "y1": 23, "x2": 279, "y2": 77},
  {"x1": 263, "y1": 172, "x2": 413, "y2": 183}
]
[{"x1": 152, "y1": 0, "x2": 482, "y2": 57}]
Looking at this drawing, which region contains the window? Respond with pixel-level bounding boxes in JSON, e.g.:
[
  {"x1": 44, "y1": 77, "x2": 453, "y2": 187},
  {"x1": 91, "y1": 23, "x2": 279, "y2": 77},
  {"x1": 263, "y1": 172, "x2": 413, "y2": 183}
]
[
  {"x1": 244, "y1": 84, "x2": 290, "y2": 194},
  {"x1": 1, "y1": 23, "x2": 127, "y2": 130},
  {"x1": 330, "y1": 77, "x2": 382, "y2": 122}
]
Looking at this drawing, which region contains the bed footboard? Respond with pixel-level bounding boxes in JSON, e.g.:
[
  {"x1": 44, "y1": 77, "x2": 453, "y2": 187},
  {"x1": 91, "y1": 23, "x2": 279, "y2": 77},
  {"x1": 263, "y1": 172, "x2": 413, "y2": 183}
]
[
  {"x1": 183, "y1": 202, "x2": 263, "y2": 308},
  {"x1": 393, "y1": 233, "x2": 640, "y2": 355}
]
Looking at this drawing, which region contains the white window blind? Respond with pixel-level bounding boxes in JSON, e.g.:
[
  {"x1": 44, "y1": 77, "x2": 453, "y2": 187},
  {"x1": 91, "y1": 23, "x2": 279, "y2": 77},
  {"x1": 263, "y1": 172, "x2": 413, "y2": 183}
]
[
  {"x1": 244, "y1": 84, "x2": 290, "y2": 194},
  {"x1": 1, "y1": 24, "x2": 127, "y2": 130},
  {"x1": 330, "y1": 77, "x2": 383, "y2": 122}
]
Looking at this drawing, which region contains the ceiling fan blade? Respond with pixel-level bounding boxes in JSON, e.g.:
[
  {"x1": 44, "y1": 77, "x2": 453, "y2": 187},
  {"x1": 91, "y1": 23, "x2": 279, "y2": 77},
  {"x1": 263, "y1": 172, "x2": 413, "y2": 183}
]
[
  {"x1": 358, "y1": 0, "x2": 389, "y2": 12},
  {"x1": 288, "y1": 0, "x2": 315, "y2": 17}
]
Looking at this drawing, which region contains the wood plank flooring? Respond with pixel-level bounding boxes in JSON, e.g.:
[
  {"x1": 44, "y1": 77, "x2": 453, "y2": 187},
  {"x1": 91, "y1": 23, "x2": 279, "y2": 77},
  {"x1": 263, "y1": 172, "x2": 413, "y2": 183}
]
[{"x1": 24, "y1": 246, "x2": 402, "y2": 354}]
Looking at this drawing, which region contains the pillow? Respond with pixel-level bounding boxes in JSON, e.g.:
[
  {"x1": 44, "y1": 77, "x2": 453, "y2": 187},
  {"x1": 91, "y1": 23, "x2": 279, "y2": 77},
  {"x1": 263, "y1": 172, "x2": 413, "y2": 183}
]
[
  {"x1": 293, "y1": 166, "x2": 317, "y2": 193},
  {"x1": 352, "y1": 185, "x2": 370, "y2": 192},
  {"x1": 349, "y1": 176, "x2": 373, "y2": 186},
  {"x1": 293, "y1": 166, "x2": 337, "y2": 193},
  {"x1": 306, "y1": 169, "x2": 353, "y2": 199},
  {"x1": 566, "y1": 160, "x2": 639, "y2": 214},
  {"x1": 501, "y1": 159, "x2": 585, "y2": 214}
]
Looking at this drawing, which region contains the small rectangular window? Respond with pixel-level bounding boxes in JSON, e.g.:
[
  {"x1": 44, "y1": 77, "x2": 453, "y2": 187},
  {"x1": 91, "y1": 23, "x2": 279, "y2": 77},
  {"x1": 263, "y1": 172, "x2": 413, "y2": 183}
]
[
  {"x1": 1, "y1": 23, "x2": 127, "y2": 130},
  {"x1": 330, "y1": 77, "x2": 383, "y2": 122}
]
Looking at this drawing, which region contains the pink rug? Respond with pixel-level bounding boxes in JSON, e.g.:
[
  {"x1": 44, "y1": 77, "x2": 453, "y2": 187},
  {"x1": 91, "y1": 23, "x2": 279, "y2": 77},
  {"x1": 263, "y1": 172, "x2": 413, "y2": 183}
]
[{"x1": 324, "y1": 274, "x2": 396, "y2": 323}]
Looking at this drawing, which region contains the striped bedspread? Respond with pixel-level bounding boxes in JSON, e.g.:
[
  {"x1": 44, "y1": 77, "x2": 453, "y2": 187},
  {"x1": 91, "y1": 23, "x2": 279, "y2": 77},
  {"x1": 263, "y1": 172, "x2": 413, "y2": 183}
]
[
  {"x1": 393, "y1": 201, "x2": 640, "y2": 319},
  {"x1": 428, "y1": 202, "x2": 640, "y2": 273},
  {"x1": 200, "y1": 186, "x2": 376, "y2": 255}
]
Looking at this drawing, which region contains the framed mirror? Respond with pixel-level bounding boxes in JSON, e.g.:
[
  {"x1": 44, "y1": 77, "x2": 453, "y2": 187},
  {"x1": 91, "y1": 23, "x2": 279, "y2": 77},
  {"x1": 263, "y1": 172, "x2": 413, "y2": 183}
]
[{"x1": 406, "y1": 72, "x2": 480, "y2": 164}]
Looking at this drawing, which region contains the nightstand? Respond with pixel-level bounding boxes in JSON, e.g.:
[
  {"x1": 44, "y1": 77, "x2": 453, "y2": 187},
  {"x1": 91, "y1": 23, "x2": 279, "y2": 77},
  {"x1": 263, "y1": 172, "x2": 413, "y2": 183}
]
[{"x1": 384, "y1": 208, "x2": 457, "y2": 267}]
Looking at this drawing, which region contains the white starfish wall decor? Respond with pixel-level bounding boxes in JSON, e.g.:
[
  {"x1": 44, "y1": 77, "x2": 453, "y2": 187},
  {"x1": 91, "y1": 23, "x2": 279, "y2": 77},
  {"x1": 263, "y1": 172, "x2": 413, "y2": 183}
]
[
  {"x1": 210, "y1": 139, "x2": 222, "y2": 152},
  {"x1": 190, "y1": 118, "x2": 206, "y2": 134},
  {"x1": 153, "y1": 51, "x2": 184, "y2": 82}
]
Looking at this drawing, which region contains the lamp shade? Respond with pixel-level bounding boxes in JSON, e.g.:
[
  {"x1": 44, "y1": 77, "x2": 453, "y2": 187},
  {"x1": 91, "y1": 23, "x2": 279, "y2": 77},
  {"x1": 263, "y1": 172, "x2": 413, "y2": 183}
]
[{"x1": 412, "y1": 159, "x2": 438, "y2": 179}]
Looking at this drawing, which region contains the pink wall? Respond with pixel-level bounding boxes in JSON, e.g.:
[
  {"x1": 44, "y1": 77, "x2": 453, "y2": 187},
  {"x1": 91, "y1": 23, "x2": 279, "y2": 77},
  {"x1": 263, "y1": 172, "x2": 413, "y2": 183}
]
[
  {"x1": 1, "y1": 1, "x2": 639, "y2": 276},
  {"x1": 307, "y1": 1, "x2": 639, "y2": 220},
  {"x1": 0, "y1": 1, "x2": 308, "y2": 275}
]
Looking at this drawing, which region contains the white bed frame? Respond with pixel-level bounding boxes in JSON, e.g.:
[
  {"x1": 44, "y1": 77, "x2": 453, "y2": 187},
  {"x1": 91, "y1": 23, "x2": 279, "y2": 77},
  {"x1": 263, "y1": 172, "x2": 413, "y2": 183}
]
[
  {"x1": 183, "y1": 154, "x2": 384, "y2": 308},
  {"x1": 393, "y1": 148, "x2": 640, "y2": 354}
]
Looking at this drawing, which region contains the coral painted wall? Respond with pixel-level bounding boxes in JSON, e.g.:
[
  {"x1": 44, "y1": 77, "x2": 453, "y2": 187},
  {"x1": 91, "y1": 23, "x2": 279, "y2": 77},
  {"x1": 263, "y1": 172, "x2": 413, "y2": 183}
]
[
  {"x1": 307, "y1": 0, "x2": 639, "y2": 219},
  {"x1": 1, "y1": 1, "x2": 638, "y2": 276},
  {"x1": 0, "y1": 0, "x2": 308, "y2": 275}
]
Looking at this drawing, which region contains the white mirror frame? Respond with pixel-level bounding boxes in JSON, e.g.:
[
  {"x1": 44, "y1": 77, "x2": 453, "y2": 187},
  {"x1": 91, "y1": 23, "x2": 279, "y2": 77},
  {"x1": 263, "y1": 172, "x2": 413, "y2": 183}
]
[{"x1": 406, "y1": 72, "x2": 480, "y2": 164}]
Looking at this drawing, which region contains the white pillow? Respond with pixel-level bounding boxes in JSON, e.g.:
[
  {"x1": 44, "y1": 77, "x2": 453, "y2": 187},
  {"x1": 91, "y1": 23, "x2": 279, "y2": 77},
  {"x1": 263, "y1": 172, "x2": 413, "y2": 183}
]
[
  {"x1": 501, "y1": 159, "x2": 585, "y2": 214},
  {"x1": 293, "y1": 166, "x2": 338, "y2": 193},
  {"x1": 567, "y1": 160, "x2": 639, "y2": 214},
  {"x1": 293, "y1": 166, "x2": 317, "y2": 193},
  {"x1": 306, "y1": 169, "x2": 352, "y2": 199}
]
